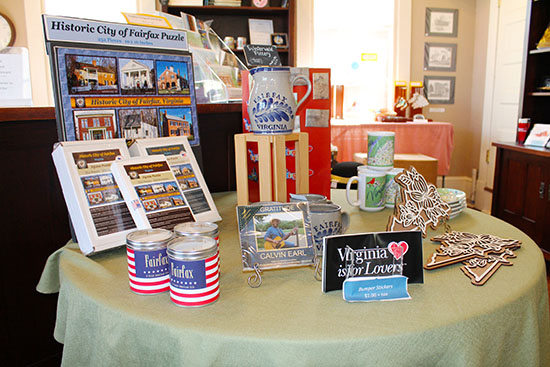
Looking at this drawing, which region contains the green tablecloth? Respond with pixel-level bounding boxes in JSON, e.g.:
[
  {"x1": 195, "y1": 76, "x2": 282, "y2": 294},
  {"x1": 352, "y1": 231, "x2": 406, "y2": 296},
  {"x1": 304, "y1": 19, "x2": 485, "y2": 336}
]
[{"x1": 38, "y1": 190, "x2": 550, "y2": 366}]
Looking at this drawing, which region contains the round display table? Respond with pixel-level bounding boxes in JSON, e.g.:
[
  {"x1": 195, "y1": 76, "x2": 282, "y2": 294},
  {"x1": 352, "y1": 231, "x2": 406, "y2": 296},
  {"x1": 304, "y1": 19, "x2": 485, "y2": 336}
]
[{"x1": 38, "y1": 190, "x2": 550, "y2": 366}]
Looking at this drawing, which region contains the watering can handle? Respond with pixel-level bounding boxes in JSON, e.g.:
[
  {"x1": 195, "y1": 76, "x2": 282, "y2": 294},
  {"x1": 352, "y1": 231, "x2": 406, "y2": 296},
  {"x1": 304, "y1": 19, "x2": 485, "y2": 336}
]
[{"x1": 291, "y1": 75, "x2": 312, "y2": 111}]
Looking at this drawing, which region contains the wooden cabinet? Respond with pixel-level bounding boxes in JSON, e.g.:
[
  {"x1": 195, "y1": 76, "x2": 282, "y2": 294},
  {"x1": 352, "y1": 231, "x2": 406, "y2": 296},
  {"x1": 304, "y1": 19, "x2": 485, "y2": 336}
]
[
  {"x1": 491, "y1": 143, "x2": 550, "y2": 253},
  {"x1": 493, "y1": 1, "x2": 550, "y2": 255},
  {"x1": 0, "y1": 108, "x2": 67, "y2": 365},
  {"x1": 162, "y1": 0, "x2": 296, "y2": 66},
  {"x1": 519, "y1": 0, "x2": 550, "y2": 127}
]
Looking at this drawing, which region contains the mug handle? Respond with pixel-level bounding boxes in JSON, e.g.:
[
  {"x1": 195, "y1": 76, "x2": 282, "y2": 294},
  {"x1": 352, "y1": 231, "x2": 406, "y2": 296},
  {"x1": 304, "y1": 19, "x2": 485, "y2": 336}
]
[
  {"x1": 291, "y1": 75, "x2": 312, "y2": 111},
  {"x1": 346, "y1": 176, "x2": 360, "y2": 207},
  {"x1": 341, "y1": 211, "x2": 350, "y2": 234}
]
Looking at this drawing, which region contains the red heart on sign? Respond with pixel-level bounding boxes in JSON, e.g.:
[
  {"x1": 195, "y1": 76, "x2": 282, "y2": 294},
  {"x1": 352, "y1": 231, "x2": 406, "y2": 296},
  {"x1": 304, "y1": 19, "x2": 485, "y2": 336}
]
[{"x1": 388, "y1": 241, "x2": 409, "y2": 260}]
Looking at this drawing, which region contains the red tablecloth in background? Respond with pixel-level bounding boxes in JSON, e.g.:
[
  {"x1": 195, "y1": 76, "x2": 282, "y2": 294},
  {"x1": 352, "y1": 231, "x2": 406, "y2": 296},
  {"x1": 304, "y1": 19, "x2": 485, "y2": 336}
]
[{"x1": 331, "y1": 122, "x2": 454, "y2": 176}]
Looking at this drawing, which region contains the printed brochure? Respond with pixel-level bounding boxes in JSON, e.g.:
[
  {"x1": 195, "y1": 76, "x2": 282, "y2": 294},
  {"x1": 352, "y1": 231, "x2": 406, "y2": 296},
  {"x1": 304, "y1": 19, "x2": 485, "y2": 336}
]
[
  {"x1": 52, "y1": 139, "x2": 137, "y2": 254},
  {"x1": 128, "y1": 137, "x2": 221, "y2": 222},
  {"x1": 111, "y1": 155, "x2": 195, "y2": 230}
]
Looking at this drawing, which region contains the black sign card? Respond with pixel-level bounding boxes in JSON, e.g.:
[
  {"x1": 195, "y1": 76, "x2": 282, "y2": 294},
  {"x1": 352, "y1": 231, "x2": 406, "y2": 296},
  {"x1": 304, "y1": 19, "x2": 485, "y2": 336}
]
[
  {"x1": 322, "y1": 231, "x2": 423, "y2": 293},
  {"x1": 243, "y1": 45, "x2": 282, "y2": 67}
]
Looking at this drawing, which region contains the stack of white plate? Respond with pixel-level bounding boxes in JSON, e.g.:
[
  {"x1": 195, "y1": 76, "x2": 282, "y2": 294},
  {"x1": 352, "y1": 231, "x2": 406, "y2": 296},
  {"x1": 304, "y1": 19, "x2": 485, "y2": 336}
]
[{"x1": 437, "y1": 188, "x2": 467, "y2": 219}]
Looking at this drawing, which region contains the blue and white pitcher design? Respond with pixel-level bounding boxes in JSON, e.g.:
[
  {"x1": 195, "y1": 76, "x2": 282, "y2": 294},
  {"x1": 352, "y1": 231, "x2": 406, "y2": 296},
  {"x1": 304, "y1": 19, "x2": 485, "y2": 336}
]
[{"x1": 248, "y1": 67, "x2": 312, "y2": 135}]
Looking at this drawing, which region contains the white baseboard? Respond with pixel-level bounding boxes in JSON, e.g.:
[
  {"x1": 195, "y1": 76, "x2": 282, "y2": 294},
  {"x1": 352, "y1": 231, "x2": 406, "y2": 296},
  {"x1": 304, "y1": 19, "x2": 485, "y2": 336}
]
[
  {"x1": 437, "y1": 176, "x2": 472, "y2": 198},
  {"x1": 474, "y1": 181, "x2": 492, "y2": 214}
]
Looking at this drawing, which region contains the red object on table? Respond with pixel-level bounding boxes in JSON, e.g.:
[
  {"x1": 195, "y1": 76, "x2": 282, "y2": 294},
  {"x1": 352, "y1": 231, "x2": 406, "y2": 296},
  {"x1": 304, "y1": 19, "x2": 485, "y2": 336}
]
[
  {"x1": 331, "y1": 122, "x2": 454, "y2": 176},
  {"x1": 516, "y1": 118, "x2": 531, "y2": 144}
]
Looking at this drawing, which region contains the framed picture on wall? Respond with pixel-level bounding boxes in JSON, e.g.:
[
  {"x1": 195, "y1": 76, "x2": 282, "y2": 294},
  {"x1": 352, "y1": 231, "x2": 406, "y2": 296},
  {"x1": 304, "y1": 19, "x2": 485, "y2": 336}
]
[
  {"x1": 424, "y1": 76, "x2": 455, "y2": 104},
  {"x1": 425, "y1": 8, "x2": 458, "y2": 37},
  {"x1": 424, "y1": 43, "x2": 457, "y2": 71},
  {"x1": 271, "y1": 33, "x2": 288, "y2": 48}
]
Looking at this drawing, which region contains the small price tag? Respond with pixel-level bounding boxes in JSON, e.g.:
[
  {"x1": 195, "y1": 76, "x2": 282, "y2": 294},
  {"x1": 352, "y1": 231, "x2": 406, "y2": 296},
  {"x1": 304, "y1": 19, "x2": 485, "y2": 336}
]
[{"x1": 342, "y1": 275, "x2": 411, "y2": 302}]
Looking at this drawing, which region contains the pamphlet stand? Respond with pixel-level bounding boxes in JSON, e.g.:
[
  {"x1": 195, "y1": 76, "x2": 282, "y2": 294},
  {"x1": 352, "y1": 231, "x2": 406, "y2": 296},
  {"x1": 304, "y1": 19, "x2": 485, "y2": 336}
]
[{"x1": 234, "y1": 132, "x2": 309, "y2": 205}]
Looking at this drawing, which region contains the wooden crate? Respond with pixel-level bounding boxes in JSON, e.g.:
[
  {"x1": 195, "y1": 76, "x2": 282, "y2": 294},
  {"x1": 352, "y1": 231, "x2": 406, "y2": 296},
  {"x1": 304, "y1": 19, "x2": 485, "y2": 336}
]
[
  {"x1": 353, "y1": 152, "x2": 438, "y2": 185},
  {"x1": 235, "y1": 133, "x2": 309, "y2": 205}
]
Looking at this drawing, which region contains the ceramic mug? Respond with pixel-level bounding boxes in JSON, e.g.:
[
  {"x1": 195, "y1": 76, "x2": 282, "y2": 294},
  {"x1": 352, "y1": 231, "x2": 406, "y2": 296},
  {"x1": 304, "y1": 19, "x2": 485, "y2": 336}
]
[
  {"x1": 309, "y1": 203, "x2": 350, "y2": 255},
  {"x1": 289, "y1": 193, "x2": 328, "y2": 203},
  {"x1": 384, "y1": 167, "x2": 404, "y2": 208},
  {"x1": 237, "y1": 36, "x2": 247, "y2": 50},
  {"x1": 248, "y1": 66, "x2": 312, "y2": 135},
  {"x1": 346, "y1": 169, "x2": 386, "y2": 212},
  {"x1": 367, "y1": 131, "x2": 395, "y2": 170},
  {"x1": 223, "y1": 36, "x2": 235, "y2": 50}
]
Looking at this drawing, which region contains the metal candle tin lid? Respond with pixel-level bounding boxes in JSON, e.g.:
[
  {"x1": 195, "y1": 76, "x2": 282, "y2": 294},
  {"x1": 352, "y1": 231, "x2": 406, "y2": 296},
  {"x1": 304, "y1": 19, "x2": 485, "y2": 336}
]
[
  {"x1": 167, "y1": 235, "x2": 218, "y2": 261},
  {"x1": 174, "y1": 222, "x2": 219, "y2": 238},
  {"x1": 126, "y1": 229, "x2": 174, "y2": 250}
]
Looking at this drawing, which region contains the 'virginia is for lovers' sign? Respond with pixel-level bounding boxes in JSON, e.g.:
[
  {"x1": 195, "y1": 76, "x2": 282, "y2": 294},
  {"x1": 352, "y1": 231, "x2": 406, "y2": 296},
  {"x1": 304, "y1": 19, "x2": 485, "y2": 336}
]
[{"x1": 322, "y1": 231, "x2": 423, "y2": 293}]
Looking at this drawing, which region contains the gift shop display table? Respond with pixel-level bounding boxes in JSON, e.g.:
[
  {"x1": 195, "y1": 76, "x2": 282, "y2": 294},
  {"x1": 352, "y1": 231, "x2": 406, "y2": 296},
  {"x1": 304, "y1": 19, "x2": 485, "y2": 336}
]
[
  {"x1": 331, "y1": 121, "x2": 454, "y2": 176},
  {"x1": 38, "y1": 191, "x2": 549, "y2": 366}
]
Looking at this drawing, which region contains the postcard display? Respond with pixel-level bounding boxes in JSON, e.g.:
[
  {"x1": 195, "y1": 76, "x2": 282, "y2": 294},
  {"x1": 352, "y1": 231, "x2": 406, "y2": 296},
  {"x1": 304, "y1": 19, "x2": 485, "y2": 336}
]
[
  {"x1": 241, "y1": 68, "x2": 332, "y2": 202},
  {"x1": 129, "y1": 137, "x2": 221, "y2": 222},
  {"x1": 43, "y1": 15, "x2": 200, "y2": 146},
  {"x1": 52, "y1": 139, "x2": 137, "y2": 255},
  {"x1": 111, "y1": 155, "x2": 195, "y2": 229}
]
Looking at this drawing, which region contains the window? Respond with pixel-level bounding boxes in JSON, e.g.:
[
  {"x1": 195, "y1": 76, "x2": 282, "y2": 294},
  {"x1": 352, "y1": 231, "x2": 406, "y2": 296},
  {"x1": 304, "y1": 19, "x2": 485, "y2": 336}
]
[
  {"x1": 93, "y1": 118, "x2": 100, "y2": 127},
  {"x1": 44, "y1": 0, "x2": 136, "y2": 23},
  {"x1": 313, "y1": 0, "x2": 394, "y2": 120},
  {"x1": 81, "y1": 118, "x2": 88, "y2": 128}
]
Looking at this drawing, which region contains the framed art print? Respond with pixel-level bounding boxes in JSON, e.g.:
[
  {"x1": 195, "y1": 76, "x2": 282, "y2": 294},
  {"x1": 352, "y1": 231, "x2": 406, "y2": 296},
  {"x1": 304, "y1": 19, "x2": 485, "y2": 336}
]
[
  {"x1": 424, "y1": 76, "x2": 455, "y2": 104},
  {"x1": 425, "y1": 8, "x2": 458, "y2": 37},
  {"x1": 237, "y1": 202, "x2": 315, "y2": 271},
  {"x1": 271, "y1": 33, "x2": 288, "y2": 48},
  {"x1": 424, "y1": 43, "x2": 457, "y2": 71}
]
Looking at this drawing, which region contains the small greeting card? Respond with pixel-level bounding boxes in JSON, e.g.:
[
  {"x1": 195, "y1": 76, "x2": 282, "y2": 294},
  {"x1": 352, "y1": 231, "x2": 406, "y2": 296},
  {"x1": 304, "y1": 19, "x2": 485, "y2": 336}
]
[
  {"x1": 524, "y1": 124, "x2": 550, "y2": 147},
  {"x1": 237, "y1": 202, "x2": 315, "y2": 271},
  {"x1": 322, "y1": 231, "x2": 423, "y2": 293}
]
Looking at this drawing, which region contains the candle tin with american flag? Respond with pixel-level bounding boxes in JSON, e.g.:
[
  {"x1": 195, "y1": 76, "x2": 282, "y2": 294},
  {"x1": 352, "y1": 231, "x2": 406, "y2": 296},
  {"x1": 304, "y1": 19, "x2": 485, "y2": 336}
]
[
  {"x1": 167, "y1": 236, "x2": 219, "y2": 307},
  {"x1": 126, "y1": 229, "x2": 173, "y2": 295},
  {"x1": 174, "y1": 221, "x2": 219, "y2": 246}
]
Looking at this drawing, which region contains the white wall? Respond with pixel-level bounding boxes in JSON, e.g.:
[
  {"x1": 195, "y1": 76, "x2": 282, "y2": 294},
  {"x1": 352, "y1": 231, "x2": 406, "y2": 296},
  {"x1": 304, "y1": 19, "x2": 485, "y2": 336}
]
[{"x1": 296, "y1": 0, "x2": 314, "y2": 66}]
